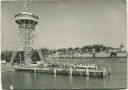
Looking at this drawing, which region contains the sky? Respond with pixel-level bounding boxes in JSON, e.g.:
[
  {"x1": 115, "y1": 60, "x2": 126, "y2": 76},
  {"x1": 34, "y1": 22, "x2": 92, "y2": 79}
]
[{"x1": 1, "y1": 0, "x2": 127, "y2": 51}]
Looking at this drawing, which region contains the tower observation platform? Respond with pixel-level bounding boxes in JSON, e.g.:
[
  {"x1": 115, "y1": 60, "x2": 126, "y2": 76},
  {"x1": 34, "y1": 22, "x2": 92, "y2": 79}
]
[
  {"x1": 14, "y1": 2, "x2": 39, "y2": 30},
  {"x1": 14, "y1": 12, "x2": 39, "y2": 29}
]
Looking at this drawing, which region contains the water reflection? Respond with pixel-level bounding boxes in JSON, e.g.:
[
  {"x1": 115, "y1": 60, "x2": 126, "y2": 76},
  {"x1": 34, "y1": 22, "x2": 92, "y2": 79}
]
[
  {"x1": 54, "y1": 74, "x2": 56, "y2": 81},
  {"x1": 34, "y1": 73, "x2": 37, "y2": 78},
  {"x1": 86, "y1": 76, "x2": 89, "y2": 82},
  {"x1": 103, "y1": 78, "x2": 106, "y2": 88},
  {"x1": 69, "y1": 75, "x2": 73, "y2": 87}
]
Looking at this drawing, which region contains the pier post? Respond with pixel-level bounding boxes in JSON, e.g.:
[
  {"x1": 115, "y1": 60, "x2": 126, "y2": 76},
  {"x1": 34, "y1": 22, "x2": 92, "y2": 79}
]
[
  {"x1": 103, "y1": 68, "x2": 106, "y2": 77},
  {"x1": 69, "y1": 67, "x2": 72, "y2": 75},
  {"x1": 86, "y1": 68, "x2": 89, "y2": 76},
  {"x1": 108, "y1": 67, "x2": 111, "y2": 75},
  {"x1": 34, "y1": 68, "x2": 36, "y2": 73},
  {"x1": 54, "y1": 68, "x2": 56, "y2": 74},
  {"x1": 95, "y1": 66, "x2": 97, "y2": 70}
]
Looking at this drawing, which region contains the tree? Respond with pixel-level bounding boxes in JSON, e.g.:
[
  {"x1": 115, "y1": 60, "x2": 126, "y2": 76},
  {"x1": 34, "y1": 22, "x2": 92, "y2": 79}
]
[
  {"x1": 31, "y1": 50, "x2": 40, "y2": 61},
  {"x1": 40, "y1": 48, "x2": 49, "y2": 55}
]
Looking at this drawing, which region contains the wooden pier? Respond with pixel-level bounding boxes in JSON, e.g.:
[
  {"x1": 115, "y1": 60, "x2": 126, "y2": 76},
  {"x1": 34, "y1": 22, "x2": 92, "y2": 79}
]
[{"x1": 13, "y1": 66, "x2": 111, "y2": 77}]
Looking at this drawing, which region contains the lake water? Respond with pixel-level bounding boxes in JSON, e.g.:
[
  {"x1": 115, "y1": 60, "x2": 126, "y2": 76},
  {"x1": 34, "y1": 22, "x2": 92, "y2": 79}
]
[{"x1": 1, "y1": 58, "x2": 127, "y2": 89}]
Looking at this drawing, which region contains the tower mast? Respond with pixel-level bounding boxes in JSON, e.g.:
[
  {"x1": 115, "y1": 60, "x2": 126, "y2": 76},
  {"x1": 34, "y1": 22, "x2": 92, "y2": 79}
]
[{"x1": 11, "y1": 1, "x2": 44, "y2": 66}]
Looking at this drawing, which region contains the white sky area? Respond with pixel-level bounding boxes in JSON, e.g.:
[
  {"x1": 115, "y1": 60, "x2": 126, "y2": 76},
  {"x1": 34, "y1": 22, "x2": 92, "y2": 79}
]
[{"x1": 1, "y1": 0, "x2": 127, "y2": 51}]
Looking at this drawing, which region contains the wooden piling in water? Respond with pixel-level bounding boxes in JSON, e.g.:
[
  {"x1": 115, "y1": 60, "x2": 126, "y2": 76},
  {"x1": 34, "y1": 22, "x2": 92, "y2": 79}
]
[
  {"x1": 54, "y1": 68, "x2": 56, "y2": 74},
  {"x1": 108, "y1": 67, "x2": 111, "y2": 75},
  {"x1": 69, "y1": 67, "x2": 72, "y2": 75},
  {"x1": 86, "y1": 68, "x2": 89, "y2": 76},
  {"x1": 34, "y1": 68, "x2": 36, "y2": 73},
  {"x1": 103, "y1": 68, "x2": 107, "y2": 77}
]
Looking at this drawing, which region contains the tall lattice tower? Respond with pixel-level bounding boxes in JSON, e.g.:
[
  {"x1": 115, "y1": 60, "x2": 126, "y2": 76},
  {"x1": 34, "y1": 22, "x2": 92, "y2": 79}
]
[{"x1": 11, "y1": 2, "x2": 43, "y2": 65}]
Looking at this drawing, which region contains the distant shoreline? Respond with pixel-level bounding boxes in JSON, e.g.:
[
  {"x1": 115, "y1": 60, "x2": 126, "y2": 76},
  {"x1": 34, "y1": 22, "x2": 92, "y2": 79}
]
[{"x1": 46, "y1": 57, "x2": 127, "y2": 60}]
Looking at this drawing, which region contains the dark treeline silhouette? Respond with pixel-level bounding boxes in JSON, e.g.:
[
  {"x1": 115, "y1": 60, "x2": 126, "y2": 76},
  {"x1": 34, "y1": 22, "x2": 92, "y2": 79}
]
[
  {"x1": 1, "y1": 44, "x2": 113, "y2": 62},
  {"x1": 81, "y1": 45, "x2": 112, "y2": 53}
]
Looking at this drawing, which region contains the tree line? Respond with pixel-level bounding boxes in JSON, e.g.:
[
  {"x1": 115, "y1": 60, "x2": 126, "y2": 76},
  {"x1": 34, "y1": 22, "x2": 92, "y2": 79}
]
[{"x1": 1, "y1": 44, "x2": 113, "y2": 62}]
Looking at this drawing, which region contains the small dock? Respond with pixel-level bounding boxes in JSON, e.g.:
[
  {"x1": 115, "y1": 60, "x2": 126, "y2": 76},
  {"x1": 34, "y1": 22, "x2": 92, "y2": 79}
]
[{"x1": 13, "y1": 66, "x2": 111, "y2": 77}]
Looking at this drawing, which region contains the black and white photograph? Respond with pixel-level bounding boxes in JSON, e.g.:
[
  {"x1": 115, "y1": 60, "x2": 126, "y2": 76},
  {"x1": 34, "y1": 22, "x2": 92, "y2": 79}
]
[{"x1": 1, "y1": 0, "x2": 127, "y2": 89}]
